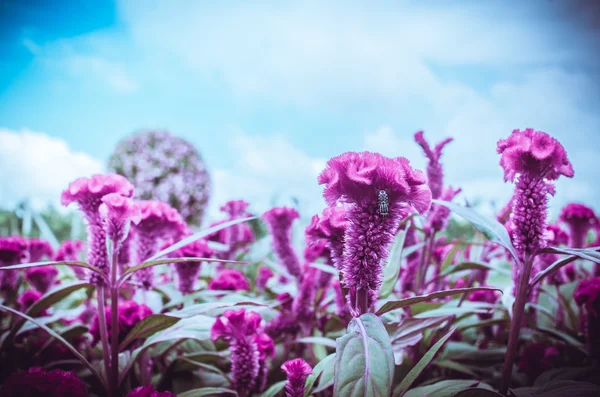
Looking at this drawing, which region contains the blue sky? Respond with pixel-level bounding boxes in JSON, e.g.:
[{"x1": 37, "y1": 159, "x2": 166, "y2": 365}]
[{"x1": 1, "y1": 0, "x2": 599, "y2": 220}]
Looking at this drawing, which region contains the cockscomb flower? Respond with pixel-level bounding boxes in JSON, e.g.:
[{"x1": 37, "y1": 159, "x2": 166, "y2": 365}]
[
  {"x1": 211, "y1": 309, "x2": 266, "y2": 395},
  {"x1": 559, "y1": 203, "x2": 597, "y2": 248},
  {"x1": 1, "y1": 367, "x2": 88, "y2": 397},
  {"x1": 208, "y1": 268, "x2": 250, "y2": 291},
  {"x1": 61, "y1": 174, "x2": 134, "y2": 285},
  {"x1": 304, "y1": 239, "x2": 333, "y2": 289},
  {"x1": 469, "y1": 289, "x2": 499, "y2": 320},
  {"x1": 575, "y1": 277, "x2": 600, "y2": 359},
  {"x1": 27, "y1": 238, "x2": 53, "y2": 262},
  {"x1": 252, "y1": 332, "x2": 276, "y2": 394},
  {"x1": 497, "y1": 197, "x2": 515, "y2": 225},
  {"x1": 265, "y1": 293, "x2": 301, "y2": 340},
  {"x1": 0, "y1": 236, "x2": 28, "y2": 293},
  {"x1": 18, "y1": 289, "x2": 47, "y2": 314},
  {"x1": 133, "y1": 200, "x2": 188, "y2": 289},
  {"x1": 517, "y1": 343, "x2": 561, "y2": 380},
  {"x1": 424, "y1": 186, "x2": 461, "y2": 234},
  {"x1": 414, "y1": 131, "x2": 453, "y2": 200},
  {"x1": 292, "y1": 266, "x2": 318, "y2": 333},
  {"x1": 54, "y1": 240, "x2": 86, "y2": 279},
  {"x1": 497, "y1": 129, "x2": 573, "y2": 260},
  {"x1": 90, "y1": 300, "x2": 153, "y2": 346},
  {"x1": 263, "y1": 207, "x2": 302, "y2": 279},
  {"x1": 221, "y1": 199, "x2": 252, "y2": 218},
  {"x1": 126, "y1": 386, "x2": 176, "y2": 397},
  {"x1": 25, "y1": 265, "x2": 58, "y2": 293},
  {"x1": 173, "y1": 238, "x2": 214, "y2": 294},
  {"x1": 281, "y1": 358, "x2": 313, "y2": 397},
  {"x1": 535, "y1": 224, "x2": 569, "y2": 285},
  {"x1": 305, "y1": 206, "x2": 347, "y2": 269},
  {"x1": 99, "y1": 193, "x2": 141, "y2": 247},
  {"x1": 256, "y1": 266, "x2": 274, "y2": 290},
  {"x1": 319, "y1": 152, "x2": 431, "y2": 314}
]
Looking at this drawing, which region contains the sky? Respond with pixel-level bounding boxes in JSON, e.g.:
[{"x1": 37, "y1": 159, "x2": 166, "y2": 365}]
[{"x1": 1, "y1": 0, "x2": 599, "y2": 222}]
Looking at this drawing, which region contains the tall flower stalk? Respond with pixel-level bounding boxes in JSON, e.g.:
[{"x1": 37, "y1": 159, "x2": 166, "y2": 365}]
[{"x1": 497, "y1": 129, "x2": 574, "y2": 394}]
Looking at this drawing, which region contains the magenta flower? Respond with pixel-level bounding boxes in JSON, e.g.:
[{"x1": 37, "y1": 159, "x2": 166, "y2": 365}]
[
  {"x1": 256, "y1": 266, "x2": 274, "y2": 290},
  {"x1": 253, "y1": 332, "x2": 276, "y2": 394},
  {"x1": 18, "y1": 289, "x2": 47, "y2": 314},
  {"x1": 497, "y1": 129, "x2": 573, "y2": 260},
  {"x1": 54, "y1": 240, "x2": 83, "y2": 262},
  {"x1": 133, "y1": 200, "x2": 188, "y2": 289},
  {"x1": 497, "y1": 196, "x2": 515, "y2": 225},
  {"x1": 99, "y1": 193, "x2": 141, "y2": 246},
  {"x1": 305, "y1": 206, "x2": 347, "y2": 269},
  {"x1": 414, "y1": 131, "x2": 453, "y2": 200},
  {"x1": 535, "y1": 224, "x2": 569, "y2": 286},
  {"x1": 209, "y1": 200, "x2": 255, "y2": 260},
  {"x1": 126, "y1": 386, "x2": 175, "y2": 397},
  {"x1": 0, "y1": 236, "x2": 28, "y2": 293},
  {"x1": 281, "y1": 358, "x2": 313, "y2": 397},
  {"x1": 208, "y1": 268, "x2": 250, "y2": 291},
  {"x1": 517, "y1": 343, "x2": 561, "y2": 380},
  {"x1": 292, "y1": 266, "x2": 317, "y2": 332},
  {"x1": 319, "y1": 152, "x2": 432, "y2": 314},
  {"x1": 265, "y1": 293, "x2": 301, "y2": 340},
  {"x1": 173, "y1": 239, "x2": 214, "y2": 294},
  {"x1": 25, "y1": 265, "x2": 58, "y2": 293},
  {"x1": 303, "y1": 239, "x2": 333, "y2": 289},
  {"x1": 90, "y1": 300, "x2": 153, "y2": 346},
  {"x1": 1, "y1": 367, "x2": 88, "y2": 397},
  {"x1": 575, "y1": 277, "x2": 600, "y2": 359},
  {"x1": 424, "y1": 186, "x2": 461, "y2": 234},
  {"x1": 263, "y1": 207, "x2": 302, "y2": 279},
  {"x1": 559, "y1": 203, "x2": 597, "y2": 248},
  {"x1": 469, "y1": 289, "x2": 499, "y2": 320},
  {"x1": 27, "y1": 238, "x2": 53, "y2": 262},
  {"x1": 61, "y1": 174, "x2": 134, "y2": 285}
]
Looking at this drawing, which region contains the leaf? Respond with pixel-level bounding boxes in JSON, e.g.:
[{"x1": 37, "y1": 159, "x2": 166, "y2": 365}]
[
  {"x1": 178, "y1": 387, "x2": 238, "y2": 397},
  {"x1": 334, "y1": 313, "x2": 394, "y2": 397},
  {"x1": 393, "y1": 327, "x2": 457, "y2": 397},
  {"x1": 432, "y1": 199, "x2": 521, "y2": 266},
  {"x1": 458, "y1": 318, "x2": 507, "y2": 332},
  {"x1": 169, "y1": 301, "x2": 268, "y2": 318},
  {"x1": 440, "y1": 244, "x2": 461, "y2": 274},
  {"x1": 388, "y1": 317, "x2": 451, "y2": 365},
  {"x1": 434, "y1": 360, "x2": 478, "y2": 377},
  {"x1": 27, "y1": 281, "x2": 92, "y2": 318},
  {"x1": 296, "y1": 336, "x2": 337, "y2": 349},
  {"x1": 542, "y1": 247, "x2": 600, "y2": 264},
  {"x1": 530, "y1": 255, "x2": 579, "y2": 289},
  {"x1": 380, "y1": 225, "x2": 409, "y2": 298},
  {"x1": 0, "y1": 304, "x2": 106, "y2": 390},
  {"x1": 119, "y1": 314, "x2": 180, "y2": 351},
  {"x1": 439, "y1": 262, "x2": 510, "y2": 278},
  {"x1": 0, "y1": 260, "x2": 104, "y2": 275},
  {"x1": 534, "y1": 326, "x2": 587, "y2": 354},
  {"x1": 304, "y1": 354, "x2": 335, "y2": 397},
  {"x1": 376, "y1": 287, "x2": 502, "y2": 316},
  {"x1": 403, "y1": 380, "x2": 484, "y2": 397},
  {"x1": 534, "y1": 367, "x2": 600, "y2": 387},
  {"x1": 523, "y1": 380, "x2": 600, "y2": 397},
  {"x1": 452, "y1": 388, "x2": 503, "y2": 397},
  {"x1": 260, "y1": 381, "x2": 286, "y2": 397},
  {"x1": 309, "y1": 262, "x2": 339, "y2": 276}
]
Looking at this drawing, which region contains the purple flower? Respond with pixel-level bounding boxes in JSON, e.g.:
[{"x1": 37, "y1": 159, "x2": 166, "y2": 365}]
[
  {"x1": 61, "y1": 174, "x2": 135, "y2": 285},
  {"x1": 208, "y1": 200, "x2": 255, "y2": 260},
  {"x1": 575, "y1": 277, "x2": 600, "y2": 359},
  {"x1": 1, "y1": 367, "x2": 88, "y2": 397},
  {"x1": 208, "y1": 269, "x2": 250, "y2": 291},
  {"x1": 303, "y1": 239, "x2": 333, "y2": 289},
  {"x1": 25, "y1": 265, "x2": 58, "y2": 293},
  {"x1": 497, "y1": 196, "x2": 515, "y2": 225},
  {"x1": 265, "y1": 293, "x2": 301, "y2": 340},
  {"x1": 100, "y1": 193, "x2": 141, "y2": 246},
  {"x1": 281, "y1": 358, "x2": 313, "y2": 397},
  {"x1": 126, "y1": 386, "x2": 175, "y2": 397},
  {"x1": 469, "y1": 289, "x2": 499, "y2": 320},
  {"x1": 414, "y1": 131, "x2": 453, "y2": 200},
  {"x1": 497, "y1": 129, "x2": 573, "y2": 260},
  {"x1": 173, "y1": 239, "x2": 213, "y2": 294},
  {"x1": 0, "y1": 236, "x2": 28, "y2": 293},
  {"x1": 517, "y1": 343, "x2": 561, "y2": 380},
  {"x1": 263, "y1": 207, "x2": 302, "y2": 279},
  {"x1": 90, "y1": 300, "x2": 153, "y2": 347},
  {"x1": 253, "y1": 332, "x2": 276, "y2": 394},
  {"x1": 256, "y1": 266, "x2": 274, "y2": 290},
  {"x1": 559, "y1": 203, "x2": 597, "y2": 248},
  {"x1": 18, "y1": 290, "x2": 47, "y2": 314},
  {"x1": 292, "y1": 266, "x2": 318, "y2": 332},
  {"x1": 133, "y1": 200, "x2": 188, "y2": 289},
  {"x1": 305, "y1": 206, "x2": 347, "y2": 269},
  {"x1": 27, "y1": 238, "x2": 53, "y2": 262},
  {"x1": 54, "y1": 240, "x2": 86, "y2": 279},
  {"x1": 318, "y1": 152, "x2": 431, "y2": 313},
  {"x1": 424, "y1": 186, "x2": 461, "y2": 234}
]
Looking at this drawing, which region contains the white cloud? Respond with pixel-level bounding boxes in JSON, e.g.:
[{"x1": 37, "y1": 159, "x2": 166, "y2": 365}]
[
  {"x1": 0, "y1": 129, "x2": 105, "y2": 209},
  {"x1": 64, "y1": 55, "x2": 139, "y2": 94}
]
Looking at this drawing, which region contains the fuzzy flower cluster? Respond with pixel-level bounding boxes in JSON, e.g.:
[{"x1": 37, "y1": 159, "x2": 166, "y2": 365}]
[
  {"x1": 99, "y1": 193, "x2": 141, "y2": 246},
  {"x1": 211, "y1": 309, "x2": 275, "y2": 395},
  {"x1": 281, "y1": 358, "x2": 313, "y2": 397},
  {"x1": 424, "y1": 186, "x2": 461, "y2": 234},
  {"x1": 574, "y1": 277, "x2": 600, "y2": 359},
  {"x1": 18, "y1": 289, "x2": 46, "y2": 314},
  {"x1": 305, "y1": 206, "x2": 347, "y2": 269},
  {"x1": 0, "y1": 236, "x2": 28, "y2": 293},
  {"x1": 560, "y1": 203, "x2": 597, "y2": 248},
  {"x1": 265, "y1": 293, "x2": 301, "y2": 340},
  {"x1": 108, "y1": 129, "x2": 211, "y2": 226},
  {"x1": 263, "y1": 207, "x2": 302, "y2": 279},
  {"x1": 208, "y1": 200, "x2": 255, "y2": 259},
  {"x1": 126, "y1": 386, "x2": 176, "y2": 397},
  {"x1": 173, "y1": 238, "x2": 214, "y2": 294},
  {"x1": 414, "y1": 131, "x2": 453, "y2": 200},
  {"x1": 208, "y1": 269, "x2": 250, "y2": 291},
  {"x1": 90, "y1": 300, "x2": 153, "y2": 347},
  {"x1": 318, "y1": 152, "x2": 432, "y2": 313},
  {"x1": 1, "y1": 367, "x2": 88, "y2": 397}
]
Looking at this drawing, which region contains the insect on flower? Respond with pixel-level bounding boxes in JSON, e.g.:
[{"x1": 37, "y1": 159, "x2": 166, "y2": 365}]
[{"x1": 378, "y1": 190, "x2": 389, "y2": 216}]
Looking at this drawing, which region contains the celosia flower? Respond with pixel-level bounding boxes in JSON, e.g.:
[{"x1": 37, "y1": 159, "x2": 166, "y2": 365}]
[
  {"x1": 61, "y1": 174, "x2": 134, "y2": 285},
  {"x1": 126, "y1": 386, "x2": 176, "y2": 397},
  {"x1": 25, "y1": 265, "x2": 58, "y2": 293},
  {"x1": 208, "y1": 268, "x2": 250, "y2": 291},
  {"x1": 497, "y1": 129, "x2": 573, "y2": 260},
  {"x1": 536, "y1": 224, "x2": 569, "y2": 286},
  {"x1": 0, "y1": 236, "x2": 28, "y2": 293},
  {"x1": 256, "y1": 266, "x2": 274, "y2": 290},
  {"x1": 303, "y1": 239, "x2": 333, "y2": 289},
  {"x1": 208, "y1": 200, "x2": 255, "y2": 260},
  {"x1": 133, "y1": 200, "x2": 188, "y2": 289},
  {"x1": 281, "y1": 358, "x2": 313, "y2": 397},
  {"x1": 265, "y1": 293, "x2": 301, "y2": 340},
  {"x1": 319, "y1": 152, "x2": 432, "y2": 313},
  {"x1": 211, "y1": 309, "x2": 266, "y2": 394},
  {"x1": 559, "y1": 203, "x2": 597, "y2": 248},
  {"x1": 305, "y1": 206, "x2": 347, "y2": 269},
  {"x1": 252, "y1": 332, "x2": 276, "y2": 394},
  {"x1": 27, "y1": 238, "x2": 53, "y2": 262},
  {"x1": 469, "y1": 289, "x2": 499, "y2": 320},
  {"x1": 497, "y1": 197, "x2": 514, "y2": 225},
  {"x1": 424, "y1": 186, "x2": 461, "y2": 234},
  {"x1": 54, "y1": 240, "x2": 86, "y2": 279},
  {"x1": 90, "y1": 300, "x2": 153, "y2": 346},
  {"x1": 18, "y1": 289, "x2": 47, "y2": 314},
  {"x1": 414, "y1": 131, "x2": 453, "y2": 200},
  {"x1": 292, "y1": 266, "x2": 318, "y2": 332},
  {"x1": 574, "y1": 277, "x2": 600, "y2": 359},
  {"x1": 263, "y1": 207, "x2": 302, "y2": 279},
  {"x1": 173, "y1": 238, "x2": 213, "y2": 294},
  {"x1": 517, "y1": 343, "x2": 561, "y2": 380},
  {"x1": 1, "y1": 367, "x2": 88, "y2": 397},
  {"x1": 100, "y1": 193, "x2": 141, "y2": 246}
]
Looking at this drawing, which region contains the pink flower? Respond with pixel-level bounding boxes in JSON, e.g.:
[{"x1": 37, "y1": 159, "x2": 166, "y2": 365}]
[
  {"x1": 18, "y1": 290, "x2": 47, "y2": 315},
  {"x1": 54, "y1": 240, "x2": 84, "y2": 262},
  {"x1": 497, "y1": 196, "x2": 515, "y2": 225},
  {"x1": 559, "y1": 203, "x2": 597, "y2": 248},
  {"x1": 424, "y1": 186, "x2": 461, "y2": 234},
  {"x1": 414, "y1": 131, "x2": 453, "y2": 200},
  {"x1": 303, "y1": 239, "x2": 334, "y2": 289},
  {"x1": 209, "y1": 200, "x2": 255, "y2": 260},
  {"x1": 281, "y1": 358, "x2": 313, "y2": 397},
  {"x1": 27, "y1": 238, "x2": 53, "y2": 262},
  {"x1": 469, "y1": 289, "x2": 499, "y2": 320},
  {"x1": 208, "y1": 269, "x2": 250, "y2": 291},
  {"x1": 292, "y1": 266, "x2": 318, "y2": 332},
  {"x1": 256, "y1": 266, "x2": 274, "y2": 290},
  {"x1": 517, "y1": 343, "x2": 561, "y2": 380},
  {"x1": 61, "y1": 174, "x2": 135, "y2": 285},
  {"x1": 305, "y1": 206, "x2": 347, "y2": 269},
  {"x1": 25, "y1": 265, "x2": 58, "y2": 293},
  {"x1": 253, "y1": 333, "x2": 276, "y2": 394},
  {"x1": 100, "y1": 193, "x2": 141, "y2": 245},
  {"x1": 173, "y1": 239, "x2": 214, "y2": 294},
  {"x1": 90, "y1": 300, "x2": 153, "y2": 347},
  {"x1": 263, "y1": 207, "x2": 302, "y2": 279},
  {"x1": 1, "y1": 367, "x2": 88, "y2": 397},
  {"x1": 265, "y1": 293, "x2": 301, "y2": 340},
  {"x1": 575, "y1": 277, "x2": 600, "y2": 359},
  {"x1": 126, "y1": 386, "x2": 175, "y2": 397},
  {"x1": 319, "y1": 152, "x2": 431, "y2": 313},
  {"x1": 221, "y1": 199, "x2": 252, "y2": 218},
  {"x1": 0, "y1": 236, "x2": 28, "y2": 293}
]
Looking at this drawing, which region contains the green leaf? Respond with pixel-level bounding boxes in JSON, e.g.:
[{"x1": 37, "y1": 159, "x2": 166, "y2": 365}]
[
  {"x1": 388, "y1": 317, "x2": 451, "y2": 365},
  {"x1": 519, "y1": 380, "x2": 600, "y2": 397},
  {"x1": 432, "y1": 200, "x2": 521, "y2": 266},
  {"x1": 393, "y1": 327, "x2": 457, "y2": 397},
  {"x1": 439, "y1": 262, "x2": 510, "y2": 278},
  {"x1": 304, "y1": 354, "x2": 335, "y2": 397},
  {"x1": 534, "y1": 367, "x2": 600, "y2": 387},
  {"x1": 403, "y1": 380, "x2": 484, "y2": 397},
  {"x1": 119, "y1": 314, "x2": 180, "y2": 351},
  {"x1": 297, "y1": 336, "x2": 337, "y2": 349},
  {"x1": 452, "y1": 388, "x2": 503, "y2": 397},
  {"x1": 380, "y1": 224, "x2": 409, "y2": 298},
  {"x1": 376, "y1": 287, "x2": 501, "y2": 316},
  {"x1": 27, "y1": 281, "x2": 92, "y2": 318},
  {"x1": 178, "y1": 387, "x2": 238, "y2": 397},
  {"x1": 440, "y1": 244, "x2": 461, "y2": 274},
  {"x1": 434, "y1": 360, "x2": 478, "y2": 377},
  {"x1": 260, "y1": 381, "x2": 286, "y2": 397},
  {"x1": 530, "y1": 255, "x2": 578, "y2": 289},
  {"x1": 534, "y1": 326, "x2": 587, "y2": 354},
  {"x1": 542, "y1": 247, "x2": 600, "y2": 264},
  {"x1": 169, "y1": 301, "x2": 267, "y2": 318},
  {"x1": 0, "y1": 260, "x2": 103, "y2": 274},
  {"x1": 309, "y1": 262, "x2": 340, "y2": 275},
  {"x1": 334, "y1": 313, "x2": 394, "y2": 397}
]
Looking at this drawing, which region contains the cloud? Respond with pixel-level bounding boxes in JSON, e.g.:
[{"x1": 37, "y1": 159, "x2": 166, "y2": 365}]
[{"x1": 0, "y1": 129, "x2": 104, "y2": 209}]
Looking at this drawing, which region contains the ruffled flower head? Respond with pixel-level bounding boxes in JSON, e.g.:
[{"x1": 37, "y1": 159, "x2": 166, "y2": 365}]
[
  {"x1": 256, "y1": 266, "x2": 274, "y2": 289},
  {"x1": 424, "y1": 186, "x2": 461, "y2": 233},
  {"x1": 173, "y1": 238, "x2": 214, "y2": 294},
  {"x1": 90, "y1": 300, "x2": 153, "y2": 346},
  {"x1": 1, "y1": 367, "x2": 88, "y2": 397},
  {"x1": 559, "y1": 203, "x2": 597, "y2": 248},
  {"x1": 208, "y1": 268, "x2": 250, "y2": 291},
  {"x1": 281, "y1": 358, "x2": 313, "y2": 397},
  {"x1": 263, "y1": 207, "x2": 302, "y2": 279},
  {"x1": 414, "y1": 131, "x2": 453, "y2": 199},
  {"x1": 546, "y1": 224, "x2": 569, "y2": 246},
  {"x1": 304, "y1": 239, "x2": 331, "y2": 264},
  {"x1": 100, "y1": 193, "x2": 141, "y2": 244},
  {"x1": 25, "y1": 265, "x2": 58, "y2": 293},
  {"x1": 18, "y1": 289, "x2": 46, "y2": 314},
  {"x1": 574, "y1": 278, "x2": 600, "y2": 359},
  {"x1": 126, "y1": 386, "x2": 175, "y2": 397},
  {"x1": 305, "y1": 206, "x2": 347, "y2": 269},
  {"x1": 221, "y1": 199, "x2": 252, "y2": 217},
  {"x1": 0, "y1": 236, "x2": 28, "y2": 293},
  {"x1": 27, "y1": 238, "x2": 53, "y2": 262}
]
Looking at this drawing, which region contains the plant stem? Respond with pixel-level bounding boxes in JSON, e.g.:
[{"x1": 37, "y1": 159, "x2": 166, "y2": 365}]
[
  {"x1": 415, "y1": 232, "x2": 435, "y2": 294},
  {"x1": 97, "y1": 286, "x2": 112, "y2": 396},
  {"x1": 499, "y1": 254, "x2": 532, "y2": 395},
  {"x1": 110, "y1": 247, "x2": 120, "y2": 395},
  {"x1": 355, "y1": 287, "x2": 370, "y2": 315}
]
